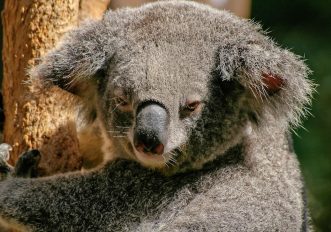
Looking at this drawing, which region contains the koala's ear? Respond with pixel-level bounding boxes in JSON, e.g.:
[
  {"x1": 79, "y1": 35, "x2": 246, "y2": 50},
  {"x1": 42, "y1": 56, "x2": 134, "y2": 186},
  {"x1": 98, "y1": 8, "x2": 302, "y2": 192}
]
[
  {"x1": 29, "y1": 20, "x2": 112, "y2": 97},
  {"x1": 217, "y1": 38, "x2": 315, "y2": 127}
]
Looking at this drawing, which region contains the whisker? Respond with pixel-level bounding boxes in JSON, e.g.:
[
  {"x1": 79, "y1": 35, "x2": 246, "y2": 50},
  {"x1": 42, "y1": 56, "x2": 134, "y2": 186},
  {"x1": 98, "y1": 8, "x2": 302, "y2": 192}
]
[
  {"x1": 165, "y1": 151, "x2": 178, "y2": 167},
  {"x1": 108, "y1": 130, "x2": 129, "y2": 133},
  {"x1": 162, "y1": 155, "x2": 170, "y2": 168},
  {"x1": 110, "y1": 102, "x2": 123, "y2": 114},
  {"x1": 167, "y1": 160, "x2": 175, "y2": 166},
  {"x1": 169, "y1": 157, "x2": 177, "y2": 164},
  {"x1": 108, "y1": 129, "x2": 130, "y2": 136}
]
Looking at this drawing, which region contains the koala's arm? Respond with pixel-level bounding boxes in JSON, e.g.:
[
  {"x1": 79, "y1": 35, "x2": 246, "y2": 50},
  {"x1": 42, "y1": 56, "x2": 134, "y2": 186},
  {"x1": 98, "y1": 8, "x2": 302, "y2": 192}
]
[
  {"x1": 0, "y1": 164, "x2": 112, "y2": 231},
  {"x1": 0, "y1": 154, "x2": 308, "y2": 232}
]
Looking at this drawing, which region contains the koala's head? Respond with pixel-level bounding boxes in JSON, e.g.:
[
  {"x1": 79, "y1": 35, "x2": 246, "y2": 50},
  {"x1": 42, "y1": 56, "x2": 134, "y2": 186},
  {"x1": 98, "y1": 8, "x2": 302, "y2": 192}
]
[{"x1": 30, "y1": 1, "x2": 314, "y2": 173}]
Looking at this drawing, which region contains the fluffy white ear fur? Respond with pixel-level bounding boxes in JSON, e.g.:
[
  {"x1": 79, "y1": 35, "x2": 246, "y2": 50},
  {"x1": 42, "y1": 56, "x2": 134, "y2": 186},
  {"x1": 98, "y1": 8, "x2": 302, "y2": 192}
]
[
  {"x1": 218, "y1": 39, "x2": 314, "y2": 127},
  {"x1": 29, "y1": 20, "x2": 111, "y2": 95}
]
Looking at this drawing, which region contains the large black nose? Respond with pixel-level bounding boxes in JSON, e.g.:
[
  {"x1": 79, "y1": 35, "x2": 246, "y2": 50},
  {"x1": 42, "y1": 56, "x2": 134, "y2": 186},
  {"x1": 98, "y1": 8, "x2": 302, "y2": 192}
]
[{"x1": 134, "y1": 102, "x2": 169, "y2": 155}]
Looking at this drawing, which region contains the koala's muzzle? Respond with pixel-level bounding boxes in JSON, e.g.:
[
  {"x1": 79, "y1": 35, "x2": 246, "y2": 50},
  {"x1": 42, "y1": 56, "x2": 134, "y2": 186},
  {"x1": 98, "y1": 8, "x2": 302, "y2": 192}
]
[{"x1": 134, "y1": 102, "x2": 169, "y2": 155}]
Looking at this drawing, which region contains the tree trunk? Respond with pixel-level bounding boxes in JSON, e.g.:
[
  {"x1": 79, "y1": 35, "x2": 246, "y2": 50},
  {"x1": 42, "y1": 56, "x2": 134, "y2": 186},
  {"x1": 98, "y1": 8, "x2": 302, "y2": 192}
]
[{"x1": 1, "y1": 0, "x2": 110, "y2": 176}]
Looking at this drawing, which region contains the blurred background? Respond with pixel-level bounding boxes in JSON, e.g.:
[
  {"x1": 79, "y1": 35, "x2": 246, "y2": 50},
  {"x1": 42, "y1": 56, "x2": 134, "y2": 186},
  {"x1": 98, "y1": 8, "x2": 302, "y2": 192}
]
[{"x1": 1, "y1": 0, "x2": 330, "y2": 231}]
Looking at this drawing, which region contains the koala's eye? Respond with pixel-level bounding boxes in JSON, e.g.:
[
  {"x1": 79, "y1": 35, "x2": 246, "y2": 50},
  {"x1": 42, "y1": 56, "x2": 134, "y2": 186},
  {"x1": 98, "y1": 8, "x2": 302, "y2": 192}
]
[
  {"x1": 180, "y1": 96, "x2": 202, "y2": 119},
  {"x1": 113, "y1": 88, "x2": 132, "y2": 112},
  {"x1": 114, "y1": 96, "x2": 128, "y2": 106},
  {"x1": 185, "y1": 101, "x2": 201, "y2": 112}
]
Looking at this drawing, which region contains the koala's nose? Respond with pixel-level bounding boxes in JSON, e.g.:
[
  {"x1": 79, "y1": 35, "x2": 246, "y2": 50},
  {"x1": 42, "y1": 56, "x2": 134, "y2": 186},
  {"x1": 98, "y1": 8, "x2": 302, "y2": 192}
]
[
  {"x1": 134, "y1": 102, "x2": 168, "y2": 155},
  {"x1": 134, "y1": 131, "x2": 165, "y2": 155}
]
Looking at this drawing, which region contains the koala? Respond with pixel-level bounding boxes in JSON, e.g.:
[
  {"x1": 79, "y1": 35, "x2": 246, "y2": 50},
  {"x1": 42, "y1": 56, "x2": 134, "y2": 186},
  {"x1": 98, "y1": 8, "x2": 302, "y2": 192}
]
[{"x1": 0, "y1": 1, "x2": 314, "y2": 231}]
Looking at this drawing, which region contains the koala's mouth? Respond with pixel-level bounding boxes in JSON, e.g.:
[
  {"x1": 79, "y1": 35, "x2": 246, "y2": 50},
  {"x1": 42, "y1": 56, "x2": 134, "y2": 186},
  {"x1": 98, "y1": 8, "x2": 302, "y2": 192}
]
[
  {"x1": 126, "y1": 139, "x2": 181, "y2": 169},
  {"x1": 133, "y1": 149, "x2": 166, "y2": 168}
]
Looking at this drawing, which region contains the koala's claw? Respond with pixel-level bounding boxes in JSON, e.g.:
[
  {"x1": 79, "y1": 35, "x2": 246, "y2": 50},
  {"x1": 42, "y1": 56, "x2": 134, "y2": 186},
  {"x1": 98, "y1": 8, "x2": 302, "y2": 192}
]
[
  {"x1": 0, "y1": 143, "x2": 14, "y2": 180},
  {"x1": 0, "y1": 160, "x2": 13, "y2": 179},
  {"x1": 0, "y1": 148, "x2": 41, "y2": 180},
  {"x1": 14, "y1": 149, "x2": 41, "y2": 178}
]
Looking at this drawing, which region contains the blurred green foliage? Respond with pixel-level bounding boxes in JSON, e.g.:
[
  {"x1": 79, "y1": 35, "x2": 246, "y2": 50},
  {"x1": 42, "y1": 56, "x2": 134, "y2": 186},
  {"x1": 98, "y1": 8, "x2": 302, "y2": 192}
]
[{"x1": 252, "y1": 0, "x2": 331, "y2": 231}]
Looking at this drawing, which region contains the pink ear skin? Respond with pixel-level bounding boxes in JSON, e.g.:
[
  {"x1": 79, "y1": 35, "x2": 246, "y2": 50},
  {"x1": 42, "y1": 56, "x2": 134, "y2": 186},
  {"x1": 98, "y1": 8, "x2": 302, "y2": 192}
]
[{"x1": 262, "y1": 73, "x2": 284, "y2": 95}]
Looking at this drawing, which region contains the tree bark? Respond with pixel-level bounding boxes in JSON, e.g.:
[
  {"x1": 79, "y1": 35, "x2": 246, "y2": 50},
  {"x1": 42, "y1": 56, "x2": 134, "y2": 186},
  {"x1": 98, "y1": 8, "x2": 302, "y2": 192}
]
[
  {"x1": 2, "y1": 0, "x2": 110, "y2": 176},
  {"x1": 79, "y1": 0, "x2": 110, "y2": 21}
]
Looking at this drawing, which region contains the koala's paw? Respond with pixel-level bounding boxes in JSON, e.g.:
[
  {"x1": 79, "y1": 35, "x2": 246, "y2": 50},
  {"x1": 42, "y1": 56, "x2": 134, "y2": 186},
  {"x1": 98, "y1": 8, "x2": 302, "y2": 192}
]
[
  {"x1": 14, "y1": 149, "x2": 41, "y2": 178},
  {"x1": 0, "y1": 143, "x2": 13, "y2": 180}
]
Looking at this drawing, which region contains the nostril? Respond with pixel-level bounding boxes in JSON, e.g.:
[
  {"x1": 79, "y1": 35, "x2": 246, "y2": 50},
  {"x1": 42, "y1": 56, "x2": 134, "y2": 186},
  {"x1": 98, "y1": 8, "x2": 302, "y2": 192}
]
[
  {"x1": 135, "y1": 142, "x2": 164, "y2": 155},
  {"x1": 135, "y1": 142, "x2": 146, "y2": 154},
  {"x1": 152, "y1": 143, "x2": 164, "y2": 155},
  {"x1": 134, "y1": 132, "x2": 164, "y2": 155}
]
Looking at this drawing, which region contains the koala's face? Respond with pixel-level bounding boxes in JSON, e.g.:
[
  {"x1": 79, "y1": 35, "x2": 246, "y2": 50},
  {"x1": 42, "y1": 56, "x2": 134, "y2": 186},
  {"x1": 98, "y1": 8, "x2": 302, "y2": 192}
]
[
  {"x1": 96, "y1": 41, "x2": 249, "y2": 170},
  {"x1": 33, "y1": 2, "x2": 312, "y2": 172}
]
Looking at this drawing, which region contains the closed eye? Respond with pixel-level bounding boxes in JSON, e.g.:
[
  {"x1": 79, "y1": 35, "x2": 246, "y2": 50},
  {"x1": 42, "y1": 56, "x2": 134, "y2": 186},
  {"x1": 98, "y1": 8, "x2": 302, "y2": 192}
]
[
  {"x1": 185, "y1": 101, "x2": 201, "y2": 112},
  {"x1": 180, "y1": 100, "x2": 202, "y2": 119},
  {"x1": 113, "y1": 87, "x2": 132, "y2": 112},
  {"x1": 114, "y1": 96, "x2": 129, "y2": 106}
]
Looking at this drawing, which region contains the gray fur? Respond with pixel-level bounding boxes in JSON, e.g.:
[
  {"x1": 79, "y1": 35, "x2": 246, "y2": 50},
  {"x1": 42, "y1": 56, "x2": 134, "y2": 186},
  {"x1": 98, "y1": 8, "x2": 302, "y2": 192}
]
[{"x1": 0, "y1": 1, "x2": 314, "y2": 231}]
